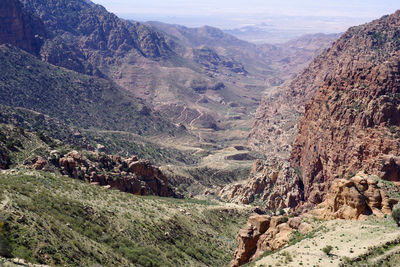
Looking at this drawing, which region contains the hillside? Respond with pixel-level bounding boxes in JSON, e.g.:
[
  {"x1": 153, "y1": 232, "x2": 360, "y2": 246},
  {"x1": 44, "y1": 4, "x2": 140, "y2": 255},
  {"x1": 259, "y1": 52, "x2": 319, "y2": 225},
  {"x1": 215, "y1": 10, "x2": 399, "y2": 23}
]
[
  {"x1": 0, "y1": 44, "x2": 179, "y2": 137},
  {"x1": 0, "y1": 122, "x2": 255, "y2": 266},
  {"x1": 0, "y1": 168, "x2": 252, "y2": 266},
  {"x1": 4, "y1": 1, "x2": 397, "y2": 267},
  {"x1": 225, "y1": 10, "x2": 400, "y2": 267}
]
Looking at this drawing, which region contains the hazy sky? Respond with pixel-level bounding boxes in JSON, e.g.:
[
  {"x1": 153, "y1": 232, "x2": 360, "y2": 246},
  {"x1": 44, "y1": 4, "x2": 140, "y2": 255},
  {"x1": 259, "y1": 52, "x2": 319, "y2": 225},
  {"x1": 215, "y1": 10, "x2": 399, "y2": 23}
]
[
  {"x1": 91, "y1": 0, "x2": 399, "y2": 35},
  {"x1": 93, "y1": 0, "x2": 398, "y2": 18}
]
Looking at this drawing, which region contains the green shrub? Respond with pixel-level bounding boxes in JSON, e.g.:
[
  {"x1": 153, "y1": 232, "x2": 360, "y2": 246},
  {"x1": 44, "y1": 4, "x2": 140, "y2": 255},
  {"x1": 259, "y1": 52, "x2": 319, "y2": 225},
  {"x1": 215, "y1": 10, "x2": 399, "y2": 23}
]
[
  {"x1": 392, "y1": 208, "x2": 400, "y2": 226},
  {"x1": 322, "y1": 245, "x2": 333, "y2": 255}
]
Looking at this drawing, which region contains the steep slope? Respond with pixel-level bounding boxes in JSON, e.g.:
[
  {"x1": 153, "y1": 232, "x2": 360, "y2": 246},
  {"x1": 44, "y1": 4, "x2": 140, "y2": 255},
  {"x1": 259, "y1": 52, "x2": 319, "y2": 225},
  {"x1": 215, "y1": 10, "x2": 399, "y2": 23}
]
[
  {"x1": 0, "y1": 44, "x2": 179, "y2": 136},
  {"x1": 290, "y1": 11, "x2": 400, "y2": 204},
  {"x1": 0, "y1": 0, "x2": 46, "y2": 55},
  {"x1": 249, "y1": 34, "x2": 344, "y2": 159},
  {"x1": 0, "y1": 168, "x2": 252, "y2": 266},
  {"x1": 229, "y1": 11, "x2": 400, "y2": 210}
]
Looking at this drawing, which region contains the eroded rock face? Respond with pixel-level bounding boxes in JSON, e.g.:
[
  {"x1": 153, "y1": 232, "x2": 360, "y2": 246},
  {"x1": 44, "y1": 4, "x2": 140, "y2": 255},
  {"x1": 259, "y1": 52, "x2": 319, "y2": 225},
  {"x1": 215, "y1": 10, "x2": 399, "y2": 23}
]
[
  {"x1": 290, "y1": 11, "x2": 400, "y2": 204},
  {"x1": 0, "y1": 0, "x2": 46, "y2": 55},
  {"x1": 57, "y1": 151, "x2": 180, "y2": 198},
  {"x1": 313, "y1": 173, "x2": 398, "y2": 220},
  {"x1": 220, "y1": 160, "x2": 303, "y2": 209},
  {"x1": 230, "y1": 215, "x2": 311, "y2": 267},
  {"x1": 249, "y1": 12, "x2": 399, "y2": 170}
]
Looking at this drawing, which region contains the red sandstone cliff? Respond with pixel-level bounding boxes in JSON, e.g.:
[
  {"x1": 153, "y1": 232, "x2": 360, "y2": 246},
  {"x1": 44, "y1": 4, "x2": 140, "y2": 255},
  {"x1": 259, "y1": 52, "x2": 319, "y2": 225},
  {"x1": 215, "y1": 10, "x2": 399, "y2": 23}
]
[
  {"x1": 291, "y1": 11, "x2": 400, "y2": 204},
  {"x1": 0, "y1": 0, "x2": 46, "y2": 55},
  {"x1": 236, "y1": 11, "x2": 400, "y2": 209}
]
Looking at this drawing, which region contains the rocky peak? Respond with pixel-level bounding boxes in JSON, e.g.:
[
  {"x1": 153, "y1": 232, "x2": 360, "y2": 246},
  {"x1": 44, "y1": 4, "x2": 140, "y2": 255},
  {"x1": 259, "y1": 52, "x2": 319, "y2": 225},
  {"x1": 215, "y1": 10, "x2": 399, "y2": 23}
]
[
  {"x1": 0, "y1": 0, "x2": 46, "y2": 55},
  {"x1": 20, "y1": 0, "x2": 175, "y2": 60}
]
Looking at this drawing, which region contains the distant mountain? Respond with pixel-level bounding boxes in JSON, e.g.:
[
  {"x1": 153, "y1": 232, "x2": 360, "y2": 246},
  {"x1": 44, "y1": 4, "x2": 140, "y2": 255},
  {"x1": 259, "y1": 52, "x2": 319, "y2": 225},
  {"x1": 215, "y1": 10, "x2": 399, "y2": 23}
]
[
  {"x1": 19, "y1": 0, "x2": 175, "y2": 76},
  {"x1": 3, "y1": 0, "x2": 337, "y2": 138},
  {"x1": 149, "y1": 21, "x2": 338, "y2": 89}
]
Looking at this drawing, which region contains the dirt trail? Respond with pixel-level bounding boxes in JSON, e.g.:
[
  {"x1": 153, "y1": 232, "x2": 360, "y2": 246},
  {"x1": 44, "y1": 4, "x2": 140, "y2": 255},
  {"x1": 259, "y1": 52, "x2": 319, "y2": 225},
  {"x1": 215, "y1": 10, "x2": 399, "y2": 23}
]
[
  {"x1": 177, "y1": 106, "x2": 188, "y2": 124},
  {"x1": 189, "y1": 96, "x2": 205, "y2": 130},
  {"x1": 0, "y1": 194, "x2": 9, "y2": 210}
]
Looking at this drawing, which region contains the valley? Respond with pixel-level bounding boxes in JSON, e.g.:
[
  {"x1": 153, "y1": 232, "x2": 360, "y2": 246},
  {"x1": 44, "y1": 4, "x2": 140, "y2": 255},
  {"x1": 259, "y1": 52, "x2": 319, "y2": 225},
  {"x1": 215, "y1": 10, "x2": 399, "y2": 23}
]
[{"x1": 0, "y1": 0, "x2": 400, "y2": 267}]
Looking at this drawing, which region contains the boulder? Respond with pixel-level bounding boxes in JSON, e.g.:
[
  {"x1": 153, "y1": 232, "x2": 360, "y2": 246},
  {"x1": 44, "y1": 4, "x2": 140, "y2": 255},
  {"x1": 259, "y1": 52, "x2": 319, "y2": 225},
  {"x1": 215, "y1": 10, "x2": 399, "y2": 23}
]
[{"x1": 313, "y1": 172, "x2": 398, "y2": 220}]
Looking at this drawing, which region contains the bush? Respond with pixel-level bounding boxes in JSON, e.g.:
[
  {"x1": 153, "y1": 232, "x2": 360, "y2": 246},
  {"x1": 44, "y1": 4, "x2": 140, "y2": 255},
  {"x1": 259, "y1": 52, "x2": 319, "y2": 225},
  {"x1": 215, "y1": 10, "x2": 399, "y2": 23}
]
[
  {"x1": 392, "y1": 208, "x2": 400, "y2": 226},
  {"x1": 0, "y1": 222, "x2": 12, "y2": 258},
  {"x1": 322, "y1": 245, "x2": 333, "y2": 255}
]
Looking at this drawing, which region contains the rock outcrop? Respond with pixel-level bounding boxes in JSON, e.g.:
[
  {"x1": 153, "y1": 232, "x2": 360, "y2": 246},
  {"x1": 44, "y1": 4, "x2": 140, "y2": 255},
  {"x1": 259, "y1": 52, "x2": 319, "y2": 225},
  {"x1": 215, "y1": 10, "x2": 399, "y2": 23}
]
[
  {"x1": 290, "y1": 11, "x2": 400, "y2": 205},
  {"x1": 0, "y1": 0, "x2": 46, "y2": 55},
  {"x1": 49, "y1": 150, "x2": 181, "y2": 198},
  {"x1": 312, "y1": 172, "x2": 398, "y2": 220},
  {"x1": 220, "y1": 160, "x2": 303, "y2": 209},
  {"x1": 230, "y1": 215, "x2": 311, "y2": 267}
]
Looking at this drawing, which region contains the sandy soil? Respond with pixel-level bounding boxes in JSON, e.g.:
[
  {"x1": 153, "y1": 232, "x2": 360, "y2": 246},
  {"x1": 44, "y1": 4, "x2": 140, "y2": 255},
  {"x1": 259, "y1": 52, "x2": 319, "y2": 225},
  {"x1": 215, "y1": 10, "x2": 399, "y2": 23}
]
[{"x1": 254, "y1": 218, "x2": 400, "y2": 267}]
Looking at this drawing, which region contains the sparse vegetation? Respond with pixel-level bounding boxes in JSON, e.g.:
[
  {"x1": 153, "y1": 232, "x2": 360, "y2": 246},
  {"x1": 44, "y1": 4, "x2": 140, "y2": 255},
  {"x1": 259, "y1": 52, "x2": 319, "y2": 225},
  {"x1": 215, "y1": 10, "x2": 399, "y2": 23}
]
[
  {"x1": 322, "y1": 245, "x2": 333, "y2": 255},
  {"x1": 0, "y1": 170, "x2": 251, "y2": 266},
  {"x1": 392, "y1": 208, "x2": 400, "y2": 226}
]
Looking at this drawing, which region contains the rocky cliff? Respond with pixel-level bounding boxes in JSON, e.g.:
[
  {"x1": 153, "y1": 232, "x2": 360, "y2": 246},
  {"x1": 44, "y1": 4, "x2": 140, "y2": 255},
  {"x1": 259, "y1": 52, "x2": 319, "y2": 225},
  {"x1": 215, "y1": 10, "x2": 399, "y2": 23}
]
[
  {"x1": 243, "y1": 11, "x2": 400, "y2": 209},
  {"x1": 34, "y1": 150, "x2": 181, "y2": 198},
  {"x1": 312, "y1": 172, "x2": 398, "y2": 220},
  {"x1": 248, "y1": 35, "x2": 342, "y2": 159},
  {"x1": 230, "y1": 215, "x2": 312, "y2": 267},
  {"x1": 220, "y1": 160, "x2": 303, "y2": 209},
  {"x1": 291, "y1": 11, "x2": 400, "y2": 204},
  {"x1": 0, "y1": 0, "x2": 46, "y2": 55}
]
